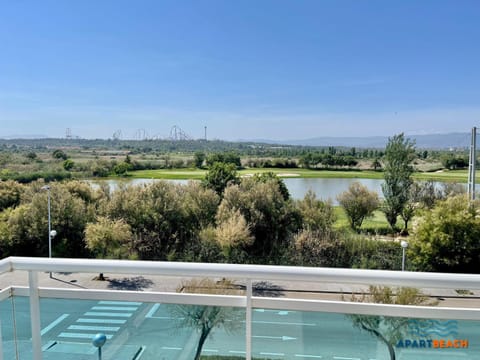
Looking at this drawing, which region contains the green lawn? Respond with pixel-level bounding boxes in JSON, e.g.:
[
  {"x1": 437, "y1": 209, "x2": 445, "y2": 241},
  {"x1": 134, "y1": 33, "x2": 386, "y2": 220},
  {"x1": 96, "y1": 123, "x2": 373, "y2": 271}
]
[
  {"x1": 129, "y1": 167, "x2": 471, "y2": 182},
  {"x1": 334, "y1": 207, "x2": 405, "y2": 234}
]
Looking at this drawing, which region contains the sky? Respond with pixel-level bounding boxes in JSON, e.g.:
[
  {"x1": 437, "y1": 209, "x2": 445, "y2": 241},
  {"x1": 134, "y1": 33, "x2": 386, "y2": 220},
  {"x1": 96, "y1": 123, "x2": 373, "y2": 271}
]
[{"x1": 1, "y1": 0, "x2": 480, "y2": 141}]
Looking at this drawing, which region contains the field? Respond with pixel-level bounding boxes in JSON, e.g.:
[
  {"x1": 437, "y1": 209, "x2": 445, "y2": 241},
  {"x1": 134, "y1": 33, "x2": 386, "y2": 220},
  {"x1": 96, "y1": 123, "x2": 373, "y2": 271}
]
[{"x1": 128, "y1": 167, "x2": 471, "y2": 183}]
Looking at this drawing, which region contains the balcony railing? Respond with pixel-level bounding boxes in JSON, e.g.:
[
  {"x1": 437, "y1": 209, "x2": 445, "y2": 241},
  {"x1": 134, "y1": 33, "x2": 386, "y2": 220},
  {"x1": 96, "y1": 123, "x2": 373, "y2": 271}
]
[{"x1": 1, "y1": 256, "x2": 480, "y2": 360}]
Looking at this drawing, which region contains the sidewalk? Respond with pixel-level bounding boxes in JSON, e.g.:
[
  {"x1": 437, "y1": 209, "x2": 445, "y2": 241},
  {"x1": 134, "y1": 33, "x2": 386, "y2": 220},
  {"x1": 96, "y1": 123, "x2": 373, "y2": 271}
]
[{"x1": 2, "y1": 269, "x2": 480, "y2": 308}]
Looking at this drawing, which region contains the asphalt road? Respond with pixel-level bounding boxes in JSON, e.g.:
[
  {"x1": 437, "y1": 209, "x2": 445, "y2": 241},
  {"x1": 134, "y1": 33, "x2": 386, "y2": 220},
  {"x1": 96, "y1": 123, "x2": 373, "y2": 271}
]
[{"x1": 2, "y1": 298, "x2": 480, "y2": 360}]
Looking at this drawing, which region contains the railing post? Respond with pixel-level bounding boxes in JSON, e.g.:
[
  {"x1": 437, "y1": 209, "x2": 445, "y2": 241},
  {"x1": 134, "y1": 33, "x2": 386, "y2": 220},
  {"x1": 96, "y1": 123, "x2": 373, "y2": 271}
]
[
  {"x1": 28, "y1": 271, "x2": 42, "y2": 360},
  {"x1": 246, "y1": 279, "x2": 252, "y2": 360},
  {"x1": 0, "y1": 318, "x2": 3, "y2": 360}
]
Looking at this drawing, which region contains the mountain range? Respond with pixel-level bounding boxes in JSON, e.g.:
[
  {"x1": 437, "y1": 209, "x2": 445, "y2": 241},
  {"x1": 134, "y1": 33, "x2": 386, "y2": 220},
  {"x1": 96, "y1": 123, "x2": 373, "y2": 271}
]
[{"x1": 248, "y1": 132, "x2": 471, "y2": 149}]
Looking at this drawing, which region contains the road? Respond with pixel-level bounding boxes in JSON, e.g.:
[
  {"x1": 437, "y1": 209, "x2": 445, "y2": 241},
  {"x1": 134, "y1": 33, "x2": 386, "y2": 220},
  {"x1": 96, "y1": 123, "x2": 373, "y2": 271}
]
[{"x1": 2, "y1": 298, "x2": 479, "y2": 360}]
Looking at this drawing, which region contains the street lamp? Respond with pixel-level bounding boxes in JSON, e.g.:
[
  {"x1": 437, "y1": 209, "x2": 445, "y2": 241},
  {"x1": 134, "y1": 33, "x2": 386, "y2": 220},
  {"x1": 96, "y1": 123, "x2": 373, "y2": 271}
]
[
  {"x1": 92, "y1": 333, "x2": 107, "y2": 360},
  {"x1": 400, "y1": 240, "x2": 408, "y2": 271},
  {"x1": 41, "y1": 185, "x2": 56, "y2": 277}
]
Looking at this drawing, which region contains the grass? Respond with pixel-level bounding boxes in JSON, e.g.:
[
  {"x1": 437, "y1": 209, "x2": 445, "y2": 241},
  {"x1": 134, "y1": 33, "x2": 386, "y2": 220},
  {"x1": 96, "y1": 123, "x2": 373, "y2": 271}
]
[
  {"x1": 130, "y1": 169, "x2": 207, "y2": 180},
  {"x1": 334, "y1": 207, "x2": 405, "y2": 235},
  {"x1": 128, "y1": 167, "x2": 472, "y2": 182}
]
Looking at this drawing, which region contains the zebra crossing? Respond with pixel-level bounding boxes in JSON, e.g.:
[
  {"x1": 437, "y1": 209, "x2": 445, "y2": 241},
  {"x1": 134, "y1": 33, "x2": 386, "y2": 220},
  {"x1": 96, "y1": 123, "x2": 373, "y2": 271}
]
[{"x1": 56, "y1": 300, "x2": 143, "y2": 342}]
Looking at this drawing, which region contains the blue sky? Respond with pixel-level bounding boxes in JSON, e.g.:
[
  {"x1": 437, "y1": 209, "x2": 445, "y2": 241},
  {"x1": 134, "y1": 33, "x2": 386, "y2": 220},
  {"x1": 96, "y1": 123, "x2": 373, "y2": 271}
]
[{"x1": 1, "y1": 0, "x2": 479, "y2": 140}]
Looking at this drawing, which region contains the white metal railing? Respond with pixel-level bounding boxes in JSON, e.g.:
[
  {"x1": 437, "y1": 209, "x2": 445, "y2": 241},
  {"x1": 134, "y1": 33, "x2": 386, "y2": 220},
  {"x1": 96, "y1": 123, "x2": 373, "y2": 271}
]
[{"x1": 1, "y1": 256, "x2": 480, "y2": 360}]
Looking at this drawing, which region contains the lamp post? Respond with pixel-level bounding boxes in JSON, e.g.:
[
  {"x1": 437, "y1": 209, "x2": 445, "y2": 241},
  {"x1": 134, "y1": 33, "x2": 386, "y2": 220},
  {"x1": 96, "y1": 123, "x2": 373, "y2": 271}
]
[
  {"x1": 41, "y1": 185, "x2": 56, "y2": 278},
  {"x1": 92, "y1": 333, "x2": 107, "y2": 360},
  {"x1": 400, "y1": 240, "x2": 408, "y2": 271}
]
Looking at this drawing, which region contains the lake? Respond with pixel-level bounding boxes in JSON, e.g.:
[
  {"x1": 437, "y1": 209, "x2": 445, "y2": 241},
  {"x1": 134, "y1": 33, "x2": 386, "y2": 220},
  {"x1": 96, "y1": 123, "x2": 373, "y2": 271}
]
[{"x1": 88, "y1": 178, "x2": 389, "y2": 204}]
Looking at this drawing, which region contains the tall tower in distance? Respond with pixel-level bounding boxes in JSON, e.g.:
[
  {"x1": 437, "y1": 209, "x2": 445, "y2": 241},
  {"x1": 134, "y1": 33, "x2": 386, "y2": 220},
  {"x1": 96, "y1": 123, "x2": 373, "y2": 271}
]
[
  {"x1": 204, "y1": 126, "x2": 207, "y2": 141},
  {"x1": 66, "y1": 128, "x2": 72, "y2": 139}
]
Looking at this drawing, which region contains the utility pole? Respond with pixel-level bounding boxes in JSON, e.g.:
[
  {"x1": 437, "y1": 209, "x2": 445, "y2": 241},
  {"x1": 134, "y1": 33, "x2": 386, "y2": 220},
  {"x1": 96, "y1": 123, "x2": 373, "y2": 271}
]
[{"x1": 468, "y1": 127, "x2": 477, "y2": 201}]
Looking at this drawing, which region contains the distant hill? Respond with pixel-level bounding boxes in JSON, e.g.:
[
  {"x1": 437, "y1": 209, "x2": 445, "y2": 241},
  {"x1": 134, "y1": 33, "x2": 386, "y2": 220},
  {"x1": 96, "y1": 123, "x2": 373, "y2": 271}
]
[
  {"x1": 247, "y1": 133, "x2": 471, "y2": 149},
  {"x1": 0, "y1": 134, "x2": 48, "y2": 140}
]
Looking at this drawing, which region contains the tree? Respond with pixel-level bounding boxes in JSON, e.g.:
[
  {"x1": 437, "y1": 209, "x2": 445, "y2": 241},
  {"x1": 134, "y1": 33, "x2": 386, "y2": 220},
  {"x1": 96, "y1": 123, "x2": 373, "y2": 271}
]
[
  {"x1": 382, "y1": 133, "x2": 416, "y2": 231},
  {"x1": 25, "y1": 151, "x2": 37, "y2": 160},
  {"x1": 337, "y1": 182, "x2": 379, "y2": 230},
  {"x1": 1, "y1": 182, "x2": 92, "y2": 258},
  {"x1": 205, "y1": 152, "x2": 241, "y2": 167},
  {"x1": 410, "y1": 195, "x2": 480, "y2": 273},
  {"x1": 345, "y1": 286, "x2": 436, "y2": 360},
  {"x1": 52, "y1": 149, "x2": 68, "y2": 160},
  {"x1": 85, "y1": 216, "x2": 135, "y2": 280},
  {"x1": 293, "y1": 228, "x2": 347, "y2": 267},
  {"x1": 166, "y1": 278, "x2": 243, "y2": 360},
  {"x1": 214, "y1": 209, "x2": 253, "y2": 260},
  {"x1": 63, "y1": 159, "x2": 75, "y2": 171},
  {"x1": 371, "y1": 158, "x2": 382, "y2": 171},
  {"x1": 203, "y1": 162, "x2": 239, "y2": 196},
  {"x1": 113, "y1": 161, "x2": 132, "y2": 176},
  {"x1": 399, "y1": 181, "x2": 440, "y2": 234},
  {"x1": 251, "y1": 172, "x2": 290, "y2": 200},
  {"x1": 0, "y1": 180, "x2": 23, "y2": 211},
  {"x1": 296, "y1": 190, "x2": 336, "y2": 232},
  {"x1": 194, "y1": 151, "x2": 206, "y2": 168},
  {"x1": 217, "y1": 178, "x2": 300, "y2": 261}
]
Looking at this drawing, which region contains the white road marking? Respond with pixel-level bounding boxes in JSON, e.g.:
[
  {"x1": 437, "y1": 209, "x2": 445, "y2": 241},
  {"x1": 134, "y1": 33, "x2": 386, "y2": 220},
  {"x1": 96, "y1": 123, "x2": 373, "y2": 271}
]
[
  {"x1": 77, "y1": 318, "x2": 127, "y2": 324},
  {"x1": 255, "y1": 309, "x2": 294, "y2": 315},
  {"x1": 334, "y1": 357, "x2": 361, "y2": 360},
  {"x1": 253, "y1": 335, "x2": 296, "y2": 341},
  {"x1": 92, "y1": 306, "x2": 138, "y2": 311},
  {"x1": 261, "y1": 352, "x2": 285, "y2": 356},
  {"x1": 99, "y1": 301, "x2": 142, "y2": 306},
  {"x1": 295, "y1": 355, "x2": 323, "y2": 359},
  {"x1": 252, "y1": 320, "x2": 316, "y2": 326},
  {"x1": 59, "y1": 332, "x2": 113, "y2": 339},
  {"x1": 146, "y1": 303, "x2": 160, "y2": 318},
  {"x1": 162, "y1": 347, "x2": 182, "y2": 350},
  {"x1": 229, "y1": 350, "x2": 246, "y2": 354},
  {"x1": 203, "y1": 349, "x2": 219, "y2": 352},
  {"x1": 84, "y1": 312, "x2": 132, "y2": 317},
  {"x1": 68, "y1": 325, "x2": 120, "y2": 332},
  {"x1": 41, "y1": 314, "x2": 69, "y2": 336}
]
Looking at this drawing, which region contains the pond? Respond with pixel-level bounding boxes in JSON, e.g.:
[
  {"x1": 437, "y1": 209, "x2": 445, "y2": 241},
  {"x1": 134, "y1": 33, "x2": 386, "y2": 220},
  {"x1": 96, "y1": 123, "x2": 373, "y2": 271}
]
[{"x1": 88, "y1": 178, "x2": 390, "y2": 204}]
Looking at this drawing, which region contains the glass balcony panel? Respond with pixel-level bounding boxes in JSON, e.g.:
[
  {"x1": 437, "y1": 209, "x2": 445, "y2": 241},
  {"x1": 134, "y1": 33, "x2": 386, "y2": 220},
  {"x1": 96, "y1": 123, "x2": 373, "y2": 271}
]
[
  {"x1": 0, "y1": 296, "x2": 33, "y2": 359},
  {"x1": 252, "y1": 308, "x2": 480, "y2": 360},
  {"x1": 33, "y1": 297, "x2": 245, "y2": 360}
]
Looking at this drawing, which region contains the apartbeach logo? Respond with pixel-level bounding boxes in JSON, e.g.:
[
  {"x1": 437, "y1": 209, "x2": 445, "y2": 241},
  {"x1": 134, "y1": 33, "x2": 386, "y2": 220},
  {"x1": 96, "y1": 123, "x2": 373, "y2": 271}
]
[{"x1": 396, "y1": 320, "x2": 469, "y2": 349}]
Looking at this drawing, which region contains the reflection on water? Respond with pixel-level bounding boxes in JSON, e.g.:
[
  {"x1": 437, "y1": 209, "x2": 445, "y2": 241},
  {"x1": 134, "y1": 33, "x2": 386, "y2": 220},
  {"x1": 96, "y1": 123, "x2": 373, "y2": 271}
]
[
  {"x1": 283, "y1": 178, "x2": 384, "y2": 203},
  {"x1": 88, "y1": 178, "x2": 384, "y2": 204}
]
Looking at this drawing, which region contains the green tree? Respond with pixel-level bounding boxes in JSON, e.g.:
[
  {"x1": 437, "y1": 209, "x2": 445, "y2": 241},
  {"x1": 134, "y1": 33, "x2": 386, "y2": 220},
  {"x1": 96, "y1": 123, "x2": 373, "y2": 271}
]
[
  {"x1": 346, "y1": 286, "x2": 436, "y2": 360},
  {"x1": 296, "y1": 190, "x2": 336, "y2": 232},
  {"x1": 206, "y1": 152, "x2": 241, "y2": 167},
  {"x1": 203, "y1": 162, "x2": 239, "y2": 196},
  {"x1": 337, "y1": 182, "x2": 379, "y2": 230},
  {"x1": 382, "y1": 133, "x2": 416, "y2": 231},
  {"x1": 113, "y1": 161, "x2": 132, "y2": 176},
  {"x1": 25, "y1": 151, "x2": 37, "y2": 160},
  {"x1": 251, "y1": 172, "x2": 290, "y2": 200},
  {"x1": 0, "y1": 180, "x2": 23, "y2": 211},
  {"x1": 63, "y1": 159, "x2": 75, "y2": 171},
  {"x1": 85, "y1": 216, "x2": 135, "y2": 280},
  {"x1": 52, "y1": 149, "x2": 68, "y2": 160},
  {"x1": 166, "y1": 278, "x2": 243, "y2": 360},
  {"x1": 217, "y1": 178, "x2": 300, "y2": 262},
  {"x1": 194, "y1": 151, "x2": 206, "y2": 168},
  {"x1": 410, "y1": 195, "x2": 480, "y2": 272},
  {"x1": 1, "y1": 182, "x2": 92, "y2": 257}
]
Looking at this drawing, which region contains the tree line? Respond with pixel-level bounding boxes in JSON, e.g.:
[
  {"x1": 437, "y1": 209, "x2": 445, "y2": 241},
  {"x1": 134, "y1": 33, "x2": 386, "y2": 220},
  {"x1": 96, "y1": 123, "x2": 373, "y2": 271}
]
[{"x1": 0, "y1": 133, "x2": 478, "y2": 273}]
